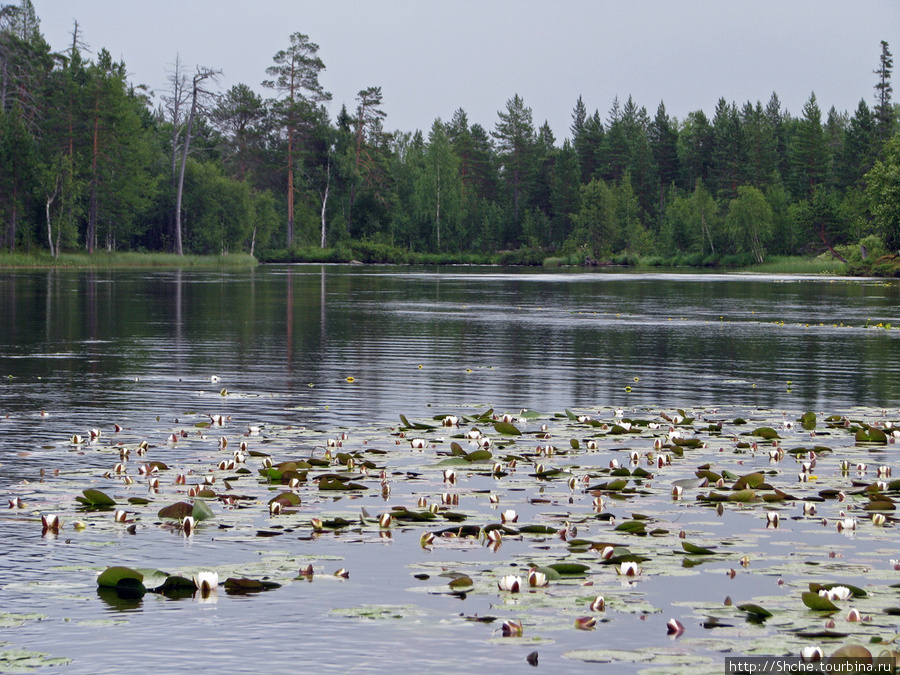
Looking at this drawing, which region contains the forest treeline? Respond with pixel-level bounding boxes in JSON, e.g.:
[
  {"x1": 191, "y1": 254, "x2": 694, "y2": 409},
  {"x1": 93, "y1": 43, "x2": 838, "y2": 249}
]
[{"x1": 2, "y1": 1, "x2": 900, "y2": 268}]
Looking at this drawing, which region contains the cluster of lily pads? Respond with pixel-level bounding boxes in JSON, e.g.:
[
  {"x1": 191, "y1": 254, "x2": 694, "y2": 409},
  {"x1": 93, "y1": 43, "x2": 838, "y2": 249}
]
[{"x1": 12, "y1": 402, "x2": 900, "y2": 672}]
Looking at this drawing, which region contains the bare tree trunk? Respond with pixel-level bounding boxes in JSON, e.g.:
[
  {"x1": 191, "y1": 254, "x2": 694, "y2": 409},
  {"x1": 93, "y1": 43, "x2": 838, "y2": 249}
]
[
  {"x1": 320, "y1": 160, "x2": 330, "y2": 248},
  {"x1": 45, "y1": 191, "x2": 57, "y2": 258}
]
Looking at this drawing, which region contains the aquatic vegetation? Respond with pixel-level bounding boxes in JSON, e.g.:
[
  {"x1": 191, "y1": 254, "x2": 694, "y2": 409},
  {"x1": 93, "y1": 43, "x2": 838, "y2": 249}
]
[{"x1": 7, "y1": 402, "x2": 900, "y2": 671}]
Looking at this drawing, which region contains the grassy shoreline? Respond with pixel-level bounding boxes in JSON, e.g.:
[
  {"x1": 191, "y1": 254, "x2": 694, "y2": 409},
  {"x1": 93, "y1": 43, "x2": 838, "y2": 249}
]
[
  {"x1": 0, "y1": 251, "x2": 258, "y2": 269},
  {"x1": 0, "y1": 247, "x2": 895, "y2": 276}
]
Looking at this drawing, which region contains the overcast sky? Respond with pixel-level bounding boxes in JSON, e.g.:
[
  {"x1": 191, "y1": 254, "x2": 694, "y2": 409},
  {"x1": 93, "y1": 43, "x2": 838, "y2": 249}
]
[{"x1": 32, "y1": 0, "x2": 900, "y2": 140}]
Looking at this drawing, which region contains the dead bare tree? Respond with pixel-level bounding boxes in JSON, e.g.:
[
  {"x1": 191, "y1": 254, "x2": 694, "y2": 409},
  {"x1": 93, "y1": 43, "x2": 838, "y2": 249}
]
[{"x1": 173, "y1": 65, "x2": 219, "y2": 255}]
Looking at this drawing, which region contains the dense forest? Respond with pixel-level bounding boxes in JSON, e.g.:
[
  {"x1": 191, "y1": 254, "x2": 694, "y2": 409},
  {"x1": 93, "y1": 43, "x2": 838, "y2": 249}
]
[{"x1": 1, "y1": 1, "x2": 899, "y2": 267}]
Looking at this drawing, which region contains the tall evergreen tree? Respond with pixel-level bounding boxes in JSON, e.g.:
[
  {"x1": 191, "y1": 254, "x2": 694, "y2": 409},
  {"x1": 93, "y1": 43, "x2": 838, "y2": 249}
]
[
  {"x1": 789, "y1": 93, "x2": 829, "y2": 198},
  {"x1": 874, "y1": 40, "x2": 895, "y2": 141},
  {"x1": 263, "y1": 32, "x2": 330, "y2": 247},
  {"x1": 492, "y1": 93, "x2": 535, "y2": 238}
]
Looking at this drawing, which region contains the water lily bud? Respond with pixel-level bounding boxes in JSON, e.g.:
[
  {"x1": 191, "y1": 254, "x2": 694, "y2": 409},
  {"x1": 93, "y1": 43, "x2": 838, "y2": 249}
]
[
  {"x1": 567, "y1": 476, "x2": 577, "y2": 490},
  {"x1": 310, "y1": 517, "x2": 323, "y2": 532},
  {"x1": 269, "y1": 501, "x2": 282, "y2": 515},
  {"x1": 501, "y1": 619, "x2": 523, "y2": 637},
  {"x1": 857, "y1": 463, "x2": 867, "y2": 472},
  {"x1": 800, "y1": 646, "x2": 823, "y2": 662},
  {"x1": 586, "y1": 440, "x2": 598, "y2": 450},
  {"x1": 261, "y1": 457, "x2": 273, "y2": 468},
  {"x1": 491, "y1": 462, "x2": 504, "y2": 476},
  {"x1": 443, "y1": 469, "x2": 457, "y2": 484},
  {"x1": 182, "y1": 516, "x2": 195, "y2": 534},
  {"x1": 420, "y1": 532, "x2": 435, "y2": 547},
  {"x1": 837, "y1": 517, "x2": 857, "y2": 532},
  {"x1": 766, "y1": 512, "x2": 779, "y2": 527},
  {"x1": 599, "y1": 545, "x2": 615, "y2": 560},
  {"x1": 617, "y1": 562, "x2": 641, "y2": 576},
  {"x1": 667, "y1": 618, "x2": 685, "y2": 636},
  {"x1": 590, "y1": 596, "x2": 605, "y2": 611},
  {"x1": 119, "y1": 448, "x2": 130, "y2": 459},
  {"x1": 797, "y1": 473, "x2": 809, "y2": 482},
  {"x1": 527, "y1": 569, "x2": 548, "y2": 587},
  {"x1": 193, "y1": 571, "x2": 218, "y2": 592},
  {"x1": 41, "y1": 514, "x2": 61, "y2": 534},
  {"x1": 873, "y1": 513, "x2": 887, "y2": 527},
  {"x1": 534, "y1": 463, "x2": 545, "y2": 474},
  {"x1": 486, "y1": 529, "x2": 502, "y2": 544},
  {"x1": 593, "y1": 497, "x2": 604, "y2": 511},
  {"x1": 378, "y1": 513, "x2": 392, "y2": 528},
  {"x1": 653, "y1": 438, "x2": 663, "y2": 450},
  {"x1": 574, "y1": 616, "x2": 596, "y2": 630},
  {"x1": 334, "y1": 568, "x2": 349, "y2": 579},
  {"x1": 489, "y1": 493, "x2": 500, "y2": 504},
  {"x1": 480, "y1": 438, "x2": 493, "y2": 449},
  {"x1": 629, "y1": 451, "x2": 640, "y2": 462},
  {"x1": 8, "y1": 497, "x2": 24, "y2": 509},
  {"x1": 73, "y1": 520, "x2": 86, "y2": 531},
  {"x1": 672, "y1": 486, "x2": 683, "y2": 498},
  {"x1": 114, "y1": 463, "x2": 127, "y2": 474},
  {"x1": 847, "y1": 608, "x2": 862, "y2": 622},
  {"x1": 498, "y1": 575, "x2": 522, "y2": 592},
  {"x1": 123, "y1": 475, "x2": 135, "y2": 485},
  {"x1": 70, "y1": 434, "x2": 84, "y2": 444},
  {"x1": 114, "y1": 509, "x2": 128, "y2": 522},
  {"x1": 609, "y1": 459, "x2": 619, "y2": 469},
  {"x1": 501, "y1": 509, "x2": 518, "y2": 524}
]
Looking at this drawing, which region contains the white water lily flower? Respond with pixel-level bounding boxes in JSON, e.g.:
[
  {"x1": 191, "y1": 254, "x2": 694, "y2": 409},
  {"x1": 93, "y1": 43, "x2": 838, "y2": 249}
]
[
  {"x1": 766, "y1": 512, "x2": 779, "y2": 527},
  {"x1": 819, "y1": 585, "x2": 852, "y2": 601},
  {"x1": 443, "y1": 469, "x2": 457, "y2": 484},
  {"x1": 409, "y1": 438, "x2": 426, "y2": 449},
  {"x1": 667, "y1": 618, "x2": 685, "y2": 636},
  {"x1": 497, "y1": 575, "x2": 522, "y2": 592},
  {"x1": 41, "y1": 514, "x2": 61, "y2": 534},
  {"x1": 501, "y1": 509, "x2": 518, "y2": 524},
  {"x1": 617, "y1": 561, "x2": 641, "y2": 576},
  {"x1": 837, "y1": 518, "x2": 857, "y2": 532},
  {"x1": 671, "y1": 486, "x2": 683, "y2": 498},
  {"x1": 486, "y1": 529, "x2": 502, "y2": 544},
  {"x1": 585, "y1": 440, "x2": 598, "y2": 450},
  {"x1": 442, "y1": 415, "x2": 459, "y2": 427},
  {"x1": 182, "y1": 516, "x2": 196, "y2": 534},
  {"x1": 800, "y1": 646, "x2": 823, "y2": 662},
  {"x1": 803, "y1": 502, "x2": 817, "y2": 516},
  {"x1": 527, "y1": 569, "x2": 548, "y2": 587},
  {"x1": 648, "y1": 422, "x2": 660, "y2": 430},
  {"x1": 193, "y1": 571, "x2": 218, "y2": 592},
  {"x1": 479, "y1": 438, "x2": 493, "y2": 449},
  {"x1": 577, "y1": 415, "x2": 591, "y2": 423}
]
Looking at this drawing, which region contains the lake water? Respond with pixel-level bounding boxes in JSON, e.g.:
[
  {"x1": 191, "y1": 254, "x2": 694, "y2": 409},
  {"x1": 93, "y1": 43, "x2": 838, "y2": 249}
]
[{"x1": 1, "y1": 265, "x2": 899, "y2": 673}]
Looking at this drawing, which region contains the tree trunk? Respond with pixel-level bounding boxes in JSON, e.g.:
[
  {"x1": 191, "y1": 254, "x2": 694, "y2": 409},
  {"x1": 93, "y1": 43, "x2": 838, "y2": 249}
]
[
  {"x1": 174, "y1": 88, "x2": 200, "y2": 256},
  {"x1": 320, "y1": 162, "x2": 330, "y2": 248}
]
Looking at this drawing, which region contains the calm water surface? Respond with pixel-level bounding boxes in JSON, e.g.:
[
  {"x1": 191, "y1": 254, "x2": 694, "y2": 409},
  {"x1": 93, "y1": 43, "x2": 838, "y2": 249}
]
[{"x1": 0, "y1": 265, "x2": 899, "y2": 674}]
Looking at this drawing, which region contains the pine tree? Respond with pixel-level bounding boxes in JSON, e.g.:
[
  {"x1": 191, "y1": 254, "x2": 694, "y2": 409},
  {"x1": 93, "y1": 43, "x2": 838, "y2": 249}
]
[{"x1": 874, "y1": 41, "x2": 895, "y2": 141}]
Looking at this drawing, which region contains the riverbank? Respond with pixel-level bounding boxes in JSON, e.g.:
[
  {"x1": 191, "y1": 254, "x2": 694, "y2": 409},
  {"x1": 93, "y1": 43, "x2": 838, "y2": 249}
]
[
  {"x1": 1, "y1": 246, "x2": 897, "y2": 276},
  {"x1": 0, "y1": 251, "x2": 258, "y2": 269}
]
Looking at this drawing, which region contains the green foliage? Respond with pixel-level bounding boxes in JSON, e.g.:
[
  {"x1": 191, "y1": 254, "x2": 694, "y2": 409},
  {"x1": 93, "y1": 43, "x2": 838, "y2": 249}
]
[
  {"x1": 0, "y1": 9, "x2": 896, "y2": 272},
  {"x1": 726, "y1": 185, "x2": 774, "y2": 263}
]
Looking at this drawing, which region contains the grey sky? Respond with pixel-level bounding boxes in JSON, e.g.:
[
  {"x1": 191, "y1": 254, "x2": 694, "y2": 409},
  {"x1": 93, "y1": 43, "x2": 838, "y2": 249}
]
[{"x1": 33, "y1": 1, "x2": 900, "y2": 139}]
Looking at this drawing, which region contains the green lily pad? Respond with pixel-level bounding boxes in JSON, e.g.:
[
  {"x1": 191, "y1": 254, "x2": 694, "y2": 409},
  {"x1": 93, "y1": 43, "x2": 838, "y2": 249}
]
[
  {"x1": 681, "y1": 541, "x2": 717, "y2": 555},
  {"x1": 493, "y1": 421, "x2": 521, "y2": 436},
  {"x1": 75, "y1": 489, "x2": 117, "y2": 507},
  {"x1": 801, "y1": 591, "x2": 839, "y2": 611},
  {"x1": 192, "y1": 498, "x2": 214, "y2": 521}
]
